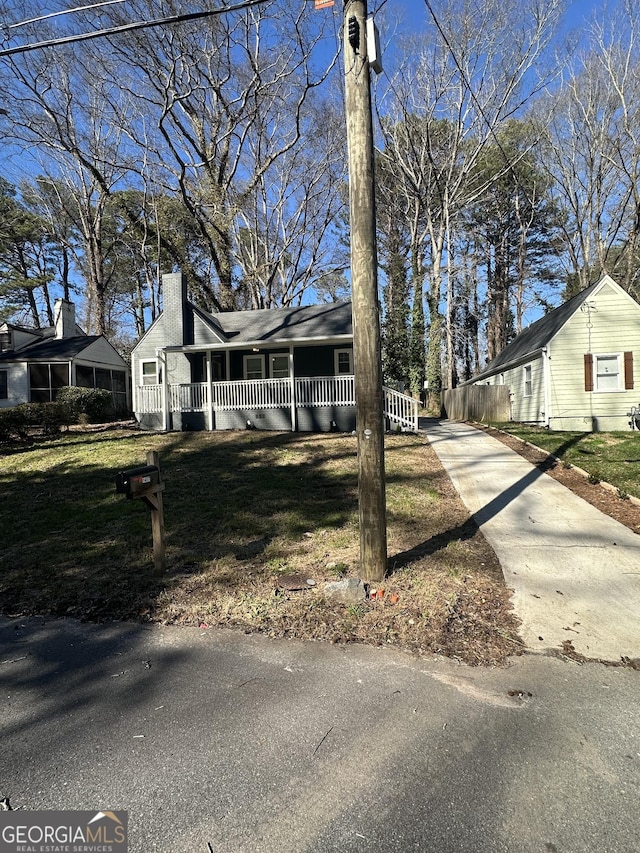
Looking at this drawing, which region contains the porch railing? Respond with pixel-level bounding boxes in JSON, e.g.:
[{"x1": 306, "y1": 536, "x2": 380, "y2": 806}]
[
  {"x1": 135, "y1": 376, "x2": 418, "y2": 431},
  {"x1": 137, "y1": 383, "x2": 164, "y2": 414},
  {"x1": 295, "y1": 375, "x2": 354, "y2": 407},
  {"x1": 384, "y1": 386, "x2": 419, "y2": 432},
  {"x1": 213, "y1": 378, "x2": 291, "y2": 411}
]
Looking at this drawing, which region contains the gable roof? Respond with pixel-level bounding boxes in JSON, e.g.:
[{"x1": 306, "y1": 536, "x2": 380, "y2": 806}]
[
  {"x1": 0, "y1": 334, "x2": 103, "y2": 362},
  {"x1": 470, "y1": 276, "x2": 634, "y2": 382},
  {"x1": 156, "y1": 300, "x2": 353, "y2": 351},
  {"x1": 213, "y1": 301, "x2": 352, "y2": 344}
]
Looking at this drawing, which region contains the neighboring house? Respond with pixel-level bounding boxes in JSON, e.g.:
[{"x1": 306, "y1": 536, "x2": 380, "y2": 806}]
[
  {"x1": 131, "y1": 272, "x2": 417, "y2": 433},
  {"x1": 466, "y1": 275, "x2": 640, "y2": 431},
  {"x1": 0, "y1": 299, "x2": 129, "y2": 416}
]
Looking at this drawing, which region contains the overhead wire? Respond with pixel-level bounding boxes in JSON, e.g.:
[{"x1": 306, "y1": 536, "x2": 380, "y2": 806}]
[
  {"x1": 0, "y1": 0, "x2": 273, "y2": 57},
  {"x1": 8, "y1": 0, "x2": 128, "y2": 31}
]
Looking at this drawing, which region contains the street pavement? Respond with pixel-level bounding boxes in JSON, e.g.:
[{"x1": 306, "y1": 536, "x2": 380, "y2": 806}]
[
  {"x1": 1, "y1": 616, "x2": 640, "y2": 853},
  {"x1": 423, "y1": 419, "x2": 640, "y2": 662}
]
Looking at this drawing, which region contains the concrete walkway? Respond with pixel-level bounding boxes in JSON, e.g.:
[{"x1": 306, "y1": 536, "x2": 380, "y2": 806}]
[{"x1": 423, "y1": 420, "x2": 640, "y2": 662}]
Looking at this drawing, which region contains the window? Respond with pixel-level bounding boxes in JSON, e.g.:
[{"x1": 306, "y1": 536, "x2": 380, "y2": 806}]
[
  {"x1": 270, "y1": 353, "x2": 289, "y2": 379},
  {"x1": 243, "y1": 354, "x2": 265, "y2": 380},
  {"x1": 141, "y1": 360, "x2": 158, "y2": 386},
  {"x1": 0, "y1": 370, "x2": 7, "y2": 400},
  {"x1": 29, "y1": 362, "x2": 69, "y2": 402},
  {"x1": 585, "y1": 352, "x2": 634, "y2": 392},
  {"x1": 523, "y1": 365, "x2": 532, "y2": 397},
  {"x1": 334, "y1": 348, "x2": 354, "y2": 375},
  {"x1": 595, "y1": 353, "x2": 620, "y2": 392}
]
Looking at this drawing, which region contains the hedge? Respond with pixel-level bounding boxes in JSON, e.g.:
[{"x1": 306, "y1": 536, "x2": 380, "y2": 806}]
[{"x1": 0, "y1": 388, "x2": 113, "y2": 442}]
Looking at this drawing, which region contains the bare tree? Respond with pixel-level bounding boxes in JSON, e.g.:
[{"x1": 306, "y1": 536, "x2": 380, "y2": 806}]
[
  {"x1": 234, "y1": 95, "x2": 347, "y2": 308},
  {"x1": 107, "y1": 0, "x2": 341, "y2": 312},
  {"x1": 1, "y1": 21, "x2": 133, "y2": 335},
  {"x1": 379, "y1": 0, "x2": 563, "y2": 398},
  {"x1": 537, "y1": 1, "x2": 640, "y2": 296}
]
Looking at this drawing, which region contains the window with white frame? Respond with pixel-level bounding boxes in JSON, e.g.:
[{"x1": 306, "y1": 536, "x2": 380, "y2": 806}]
[
  {"x1": 244, "y1": 354, "x2": 265, "y2": 380},
  {"x1": 523, "y1": 364, "x2": 532, "y2": 397},
  {"x1": 141, "y1": 360, "x2": 159, "y2": 385},
  {"x1": 334, "y1": 348, "x2": 353, "y2": 375},
  {"x1": 270, "y1": 353, "x2": 289, "y2": 379},
  {"x1": 595, "y1": 353, "x2": 621, "y2": 391},
  {"x1": 0, "y1": 369, "x2": 7, "y2": 399}
]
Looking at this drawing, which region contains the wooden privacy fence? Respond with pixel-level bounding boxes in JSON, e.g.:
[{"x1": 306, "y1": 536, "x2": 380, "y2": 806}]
[{"x1": 442, "y1": 385, "x2": 511, "y2": 423}]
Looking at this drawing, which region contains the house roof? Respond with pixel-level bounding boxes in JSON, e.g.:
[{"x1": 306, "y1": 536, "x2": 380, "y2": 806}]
[
  {"x1": 213, "y1": 301, "x2": 352, "y2": 343},
  {"x1": 158, "y1": 300, "x2": 353, "y2": 350},
  {"x1": 471, "y1": 280, "x2": 603, "y2": 381},
  {"x1": 0, "y1": 335, "x2": 102, "y2": 362}
]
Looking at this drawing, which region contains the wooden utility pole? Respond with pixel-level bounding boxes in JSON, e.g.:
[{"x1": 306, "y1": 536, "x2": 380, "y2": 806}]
[{"x1": 344, "y1": 0, "x2": 387, "y2": 583}]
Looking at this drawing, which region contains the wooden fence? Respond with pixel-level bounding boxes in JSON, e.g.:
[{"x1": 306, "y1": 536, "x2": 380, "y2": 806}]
[{"x1": 442, "y1": 385, "x2": 511, "y2": 423}]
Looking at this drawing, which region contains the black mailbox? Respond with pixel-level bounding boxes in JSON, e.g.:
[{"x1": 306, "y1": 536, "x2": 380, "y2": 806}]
[{"x1": 115, "y1": 465, "x2": 161, "y2": 499}]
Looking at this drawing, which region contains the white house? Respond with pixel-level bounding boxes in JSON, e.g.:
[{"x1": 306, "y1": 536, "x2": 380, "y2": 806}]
[
  {"x1": 0, "y1": 299, "x2": 129, "y2": 416},
  {"x1": 467, "y1": 275, "x2": 640, "y2": 431}
]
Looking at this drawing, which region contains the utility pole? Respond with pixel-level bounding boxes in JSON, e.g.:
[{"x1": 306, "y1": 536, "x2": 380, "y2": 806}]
[{"x1": 343, "y1": 0, "x2": 387, "y2": 583}]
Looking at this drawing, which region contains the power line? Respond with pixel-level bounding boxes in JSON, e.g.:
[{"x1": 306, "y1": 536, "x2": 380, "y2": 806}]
[
  {"x1": 0, "y1": 0, "x2": 272, "y2": 57},
  {"x1": 8, "y1": 0, "x2": 128, "y2": 31}
]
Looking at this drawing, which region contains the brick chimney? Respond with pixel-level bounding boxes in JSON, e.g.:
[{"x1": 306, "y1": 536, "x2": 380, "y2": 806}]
[
  {"x1": 54, "y1": 299, "x2": 76, "y2": 339},
  {"x1": 161, "y1": 272, "x2": 192, "y2": 345}
]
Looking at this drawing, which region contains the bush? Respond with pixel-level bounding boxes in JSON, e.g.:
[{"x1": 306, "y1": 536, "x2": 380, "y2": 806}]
[
  {"x1": 0, "y1": 406, "x2": 29, "y2": 442},
  {"x1": 57, "y1": 386, "x2": 112, "y2": 423},
  {"x1": 0, "y1": 388, "x2": 112, "y2": 443}
]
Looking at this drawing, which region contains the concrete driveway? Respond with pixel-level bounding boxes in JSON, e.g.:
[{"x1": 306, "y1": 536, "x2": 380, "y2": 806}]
[{"x1": 424, "y1": 420, "x2": 640, "y2": 661}]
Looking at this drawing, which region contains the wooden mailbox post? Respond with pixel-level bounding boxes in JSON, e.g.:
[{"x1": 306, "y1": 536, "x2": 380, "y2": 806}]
[{"x1": 115, "y1": 450, "x2": 166, "y2": 575}]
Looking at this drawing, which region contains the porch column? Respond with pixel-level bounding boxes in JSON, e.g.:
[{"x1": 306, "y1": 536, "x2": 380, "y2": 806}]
[
  {"x1": 289, "y1": 347, "x2": 296, "y2": 431},
  {"x1": 206, "y1": 352, "x2": 214, "y2": 431},
  {"x1": 158, "y1": 349, "x2": 170, "y2": 432}
]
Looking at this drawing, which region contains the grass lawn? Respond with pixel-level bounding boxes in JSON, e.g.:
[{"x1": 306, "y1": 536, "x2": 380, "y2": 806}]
[
  {"x1": 0, "y1": 425, "x2": 520, "y2": 664},
  {"x1": 489, "y1": 424, "x2": 640, "y2": 499}
]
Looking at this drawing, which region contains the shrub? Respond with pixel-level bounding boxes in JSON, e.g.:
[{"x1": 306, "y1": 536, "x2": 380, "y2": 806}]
[
  {"x1": 57, "y1": 386, "x2": 112, "y2": 423},
  {"x1": 0, "y1": 406, "x2": 29, "y2": 442}
]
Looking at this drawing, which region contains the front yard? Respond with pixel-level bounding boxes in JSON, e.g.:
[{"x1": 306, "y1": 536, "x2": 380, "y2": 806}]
[{"x1": 0, "y1": 426, "x2": 520, "y2": 665}]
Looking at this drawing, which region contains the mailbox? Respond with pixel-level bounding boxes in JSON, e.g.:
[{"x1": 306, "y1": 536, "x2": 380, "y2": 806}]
[{"x1": 115, "y1": 465, "x2": 161, "y2": 499}]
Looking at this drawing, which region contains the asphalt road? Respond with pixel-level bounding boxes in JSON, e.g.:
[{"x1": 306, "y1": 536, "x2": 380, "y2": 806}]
[{"x1": 2, "y1": 617, "x2": 640, "y2": 853}]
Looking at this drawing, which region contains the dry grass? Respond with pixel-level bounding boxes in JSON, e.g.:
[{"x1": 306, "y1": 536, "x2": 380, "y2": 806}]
[{"x1": 0, "y1": 426, "x2": 521, "y2": 665}]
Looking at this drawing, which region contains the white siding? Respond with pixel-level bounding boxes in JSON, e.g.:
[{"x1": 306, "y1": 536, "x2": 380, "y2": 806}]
[
  {"x1": 0, "y1": 363, "x2": 29, "y2": 408},
  {"x1": 501, "y1": 356, "x2": 545, "y2": 423},
  {"x1": 548, "y1": 282, "x2": 640, "y2": 431}
]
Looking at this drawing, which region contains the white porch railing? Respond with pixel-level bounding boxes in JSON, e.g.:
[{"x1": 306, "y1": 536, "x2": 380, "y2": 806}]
[
  {"x1": 384, "y1": 386, "x2": 419, "y2": 432},
  {"x1": 213, "y1": 378, "x2": 291, "y2": 411},
  {"x1": 170, "y1": 382, "x2": 208, "y2": 412},
  {"x1": 136, "y1": 384, "x2": 164, "y2": 414},
  {"x1": 296, "y1": 375, "x2": 354, "y2": 406},
  {"x1": 135, "y1": 376, "x2": 418, "y2": 431}
]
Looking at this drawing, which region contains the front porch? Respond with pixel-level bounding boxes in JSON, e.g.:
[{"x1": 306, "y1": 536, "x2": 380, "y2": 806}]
[{"x1": 134, "y1": 376, "x2": 419, "y2": 433}]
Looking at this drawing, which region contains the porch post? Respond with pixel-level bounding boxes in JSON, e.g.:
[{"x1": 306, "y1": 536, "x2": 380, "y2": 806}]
[
  {"x1": 289, "y1": 347, "x2": 296, "y2": 431},
  {"x1": 206, "y1": 352, "x2": 214, "y2": 431},
  {"x1": 159, "y1": 349, "x2": 170, "y2": 432}
]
